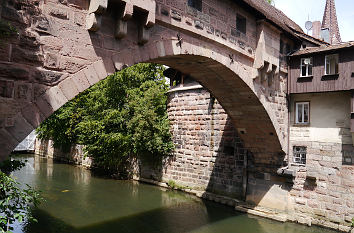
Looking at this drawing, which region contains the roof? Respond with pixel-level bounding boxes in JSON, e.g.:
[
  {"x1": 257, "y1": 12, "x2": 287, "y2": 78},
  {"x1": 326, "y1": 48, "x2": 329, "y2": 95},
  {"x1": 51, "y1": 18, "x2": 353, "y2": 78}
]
[
  {"x1": 291, "y1": 29, "x2": 329, "y2": 46},
  {"x1": 290, "y1": 41, "x2": 354, "y2": 56},
  {"x1": 237, "y1": 0, "x2": 329, "y2": 46},
  {"x1": 238, "y1": 0, "x2": 303, "y2": 33}
]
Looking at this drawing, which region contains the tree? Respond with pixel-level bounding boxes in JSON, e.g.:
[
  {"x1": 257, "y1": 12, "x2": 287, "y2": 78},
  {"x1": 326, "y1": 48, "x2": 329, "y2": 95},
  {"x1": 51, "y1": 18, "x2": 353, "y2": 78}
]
[
  {"x1": 0, "y1": 160, "x2": 41, "y2": 233},
  {"x1": 36, "y1": 63, "x2": 174, "y2": 173}
]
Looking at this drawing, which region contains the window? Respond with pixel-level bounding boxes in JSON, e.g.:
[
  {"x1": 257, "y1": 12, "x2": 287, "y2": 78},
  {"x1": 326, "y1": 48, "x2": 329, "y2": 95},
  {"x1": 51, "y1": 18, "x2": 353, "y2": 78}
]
[
  {"x1": 300, "y1": 58, "x2": 313, "y2": 77},
  {"x1": 325, "y1": 54, "x2": 338, "y2": 75},
  {"x1": 236, "y1": 14, "x2": 246, "y2": 34},
  {"x1": 295, "y1": 102, "x2": 309, "y2": 124},
  {"x1": 188, "y1": 0, "x2": 202, "y2": 11},
  {"x1": 293, "y1": 146, "x2": 306, "y2": 164}
]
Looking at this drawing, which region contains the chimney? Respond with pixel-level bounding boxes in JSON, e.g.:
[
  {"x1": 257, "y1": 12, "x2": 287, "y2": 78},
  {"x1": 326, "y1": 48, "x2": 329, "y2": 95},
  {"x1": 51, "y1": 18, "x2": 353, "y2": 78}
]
[{"x1": 312, "y1": 21, "x2": 321, "y2": 39}]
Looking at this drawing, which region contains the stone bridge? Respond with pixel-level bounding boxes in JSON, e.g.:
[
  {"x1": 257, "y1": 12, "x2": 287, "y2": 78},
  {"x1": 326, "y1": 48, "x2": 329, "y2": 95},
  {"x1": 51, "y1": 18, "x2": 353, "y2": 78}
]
[{"x1": 0, "y1": 0, "x2": 292, "y2": 162}]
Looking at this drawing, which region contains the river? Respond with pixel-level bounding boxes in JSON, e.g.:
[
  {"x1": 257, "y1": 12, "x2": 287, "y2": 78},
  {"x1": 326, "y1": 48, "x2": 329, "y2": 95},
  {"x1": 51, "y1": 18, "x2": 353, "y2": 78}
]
[{"x1": 11, "y1": 155, "x2": 337, "y2": 233}]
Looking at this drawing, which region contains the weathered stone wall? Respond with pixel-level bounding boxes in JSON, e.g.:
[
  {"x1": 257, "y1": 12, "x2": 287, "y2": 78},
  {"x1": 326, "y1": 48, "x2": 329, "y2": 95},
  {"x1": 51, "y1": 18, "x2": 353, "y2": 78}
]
[
  {"x1": 160, "y1": 87, "x2": 247, "y2": 198},
  {"x1": 34, "y1": 138, "x2": 93, "y2": 168},
  {"x1": 287, "y1": 92, "x2": 354, "y2": 231}
]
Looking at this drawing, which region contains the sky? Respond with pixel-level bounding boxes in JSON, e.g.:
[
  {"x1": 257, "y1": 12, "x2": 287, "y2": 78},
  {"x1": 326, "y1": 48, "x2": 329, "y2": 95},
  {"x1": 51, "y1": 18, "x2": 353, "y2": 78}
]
[{"x1": 273, "y1": 0, "x2": 354, "y2": 42}]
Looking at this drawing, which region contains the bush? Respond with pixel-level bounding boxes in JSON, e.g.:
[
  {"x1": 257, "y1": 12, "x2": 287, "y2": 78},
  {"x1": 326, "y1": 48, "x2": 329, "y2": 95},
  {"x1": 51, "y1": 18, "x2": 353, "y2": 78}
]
[
  {"x1": 0, "y1": 159, "x2": 41, "y2": 233},
  {"x1": 36, "y1": 63, "x2": 174, "y2": 172}
]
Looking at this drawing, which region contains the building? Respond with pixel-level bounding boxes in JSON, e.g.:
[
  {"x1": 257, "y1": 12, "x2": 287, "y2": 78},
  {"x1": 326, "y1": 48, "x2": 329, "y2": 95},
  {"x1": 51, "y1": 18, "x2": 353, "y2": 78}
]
[
  {"x1": 165, "y1": 0, "x2": 353, "y2": 230},
  {"x1": 288, "y1": 42, "x2": 354, "y2": 167}
]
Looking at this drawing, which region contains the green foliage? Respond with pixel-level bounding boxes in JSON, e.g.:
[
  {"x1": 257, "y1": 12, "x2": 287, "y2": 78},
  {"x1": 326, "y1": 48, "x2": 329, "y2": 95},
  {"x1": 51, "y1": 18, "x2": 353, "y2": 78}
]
[
  {"x1": 167, "y1": 180, "x2": 189, "y2": 190},
  {"x1": 265, "y1": 0, "x2": 273, "y2": 4},
  {"x1": 0, "y1": 160, "x2": 42, "y2": 233},
  {"x1": 0, "y1": 160, "x2": 26, "y2": 175},
  {"x1": 36, "y1": 63, "x2": 174, "y2": 172}
]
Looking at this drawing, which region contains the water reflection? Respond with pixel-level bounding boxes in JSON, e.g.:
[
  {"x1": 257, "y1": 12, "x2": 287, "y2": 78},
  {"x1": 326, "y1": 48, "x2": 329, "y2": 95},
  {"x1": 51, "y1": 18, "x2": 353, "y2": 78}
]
[
  {"x1": 12, "y1": 155, "x2": 337, "y2": 233},
  {"x1": 46, "y1": 157, "x2": 53, "y2": 178}
]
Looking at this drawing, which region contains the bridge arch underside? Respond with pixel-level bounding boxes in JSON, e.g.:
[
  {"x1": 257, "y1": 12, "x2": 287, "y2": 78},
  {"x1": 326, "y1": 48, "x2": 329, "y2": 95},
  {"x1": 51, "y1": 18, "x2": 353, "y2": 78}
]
[{"x1": 154, "y1": 54, "x2": 283, "y2": 156}]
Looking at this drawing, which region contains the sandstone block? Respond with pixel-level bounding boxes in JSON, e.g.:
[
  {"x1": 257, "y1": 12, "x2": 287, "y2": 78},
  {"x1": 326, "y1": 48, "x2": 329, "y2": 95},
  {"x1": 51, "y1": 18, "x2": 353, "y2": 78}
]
[
  {"x1": 11, "y1": 46, "x2": 43, "y2": 65},
  {"x1": 0, "y1": 63, "x2": 30, "y2": 80},
  {"x1": 313, "y1": 209, "x2": 327, "y2": 217},
  {"x1": 44, "y1": 53, "x2": 61, "y2": 69},
  {"x1": 72, "y1": 70, "x2": 90, "y2": 92},
  {"x1": 33, "y1": 68, "x2": 67, "y2": 86},
  {"x1": 295, "y1": 198, "x2": 307, "y2": 205},
  {"x1": 83, "y1": 64, "x2": 99, "y2": 85},
  {"x1": 35, "y1": 95, "x2": 53, "y2": 118},
  {"x1": 34, "y1": 16, "x2": 57, "y2": 36},
  {"x1": 48, "y1": 7, "x2": 68, "y2": 19},
  {"x1": 14, "y1": 82, "x2": 32, "y2": 101},
  {"x1": 339, "y1": 225, "x2": 351, "y2": 232},
  {"x1": 21, "y1": 103, "x2": 46, "y2": 128},
  {"x1": 61, "y1": 57, "x2": 88, "y2": 74},
  {"x1": 5, "y1": 113, "x2": 34, "y2": 142},
  {"x1": 0, "y1": 80, "x2": 14, "y2": 98},
  {"x1": 44, "y1": 86, "x2": 68, "y2": 111},
  {"x1": 58, "y1": 76, "x2": 79, "y2": 100},
  {"x1": 0, "y1": 128, "x2": 19, "y2": 152}
]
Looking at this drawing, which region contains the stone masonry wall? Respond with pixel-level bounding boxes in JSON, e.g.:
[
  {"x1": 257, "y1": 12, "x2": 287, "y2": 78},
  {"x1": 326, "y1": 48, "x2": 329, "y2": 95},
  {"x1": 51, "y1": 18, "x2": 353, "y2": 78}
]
[
  {"x1": 159, "y1": 87, "x2": 247, "y2": 198},
  {"x1": 288, "y1": 141, "x2": 353, "y2": 231},
  {"x1": 34, "y1": 138, "x2": 93, "y2": 168}
]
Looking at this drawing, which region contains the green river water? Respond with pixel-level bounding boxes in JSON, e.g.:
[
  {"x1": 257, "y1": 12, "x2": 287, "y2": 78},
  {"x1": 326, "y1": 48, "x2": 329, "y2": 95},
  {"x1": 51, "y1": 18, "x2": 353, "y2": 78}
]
[{"x1": 11, "y1": 155, "x2": 338, "y2": 233}]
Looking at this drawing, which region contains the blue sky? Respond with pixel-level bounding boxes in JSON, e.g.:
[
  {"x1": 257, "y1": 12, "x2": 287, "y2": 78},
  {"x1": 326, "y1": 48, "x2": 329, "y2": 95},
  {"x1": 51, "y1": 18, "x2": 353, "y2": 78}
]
[{"x1": 273, "y1": 0, "x2": 354, "y2": 42}]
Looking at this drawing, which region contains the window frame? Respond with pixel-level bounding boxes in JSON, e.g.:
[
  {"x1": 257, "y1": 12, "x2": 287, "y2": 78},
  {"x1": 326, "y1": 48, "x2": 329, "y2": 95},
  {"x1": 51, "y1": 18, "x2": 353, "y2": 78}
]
[
  {"x1": 295, "y1": 101, "x2": 310, "y2": 125},
  {"x1": 293, "y1": 146, "x2": 307, "y2": 165},
  {"x1": 300, "y1": 57, "x2": 313, "y2": 77},
  {"x1": 325, "y1": 54, "x2": 339, "y2": 75},
  {"x1": 236, "y1": 14, "x2": 247, "y2": 35}
]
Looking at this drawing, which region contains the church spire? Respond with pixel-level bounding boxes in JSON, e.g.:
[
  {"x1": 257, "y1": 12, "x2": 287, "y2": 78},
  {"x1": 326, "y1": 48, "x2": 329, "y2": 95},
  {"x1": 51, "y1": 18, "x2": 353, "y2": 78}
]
[{"x1": 321, "y1": 0, "x2": 341, "y2": 44}]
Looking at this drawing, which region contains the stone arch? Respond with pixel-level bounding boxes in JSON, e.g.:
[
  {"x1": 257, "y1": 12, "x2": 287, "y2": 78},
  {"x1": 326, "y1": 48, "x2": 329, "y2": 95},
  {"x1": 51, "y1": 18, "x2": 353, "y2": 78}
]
[{"x1": 1, "y1": 30, "x2": 285, "y2": 161}]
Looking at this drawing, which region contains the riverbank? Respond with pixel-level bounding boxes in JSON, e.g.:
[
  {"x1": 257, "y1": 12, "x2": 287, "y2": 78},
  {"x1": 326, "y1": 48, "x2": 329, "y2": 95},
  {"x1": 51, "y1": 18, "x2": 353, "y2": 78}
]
[
  {"x1": 13, "y1": 154, "x2": 342, "y2": 233},
  {"x1": 33, "y1": 139, "x2": 353, "y2": 232}
]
